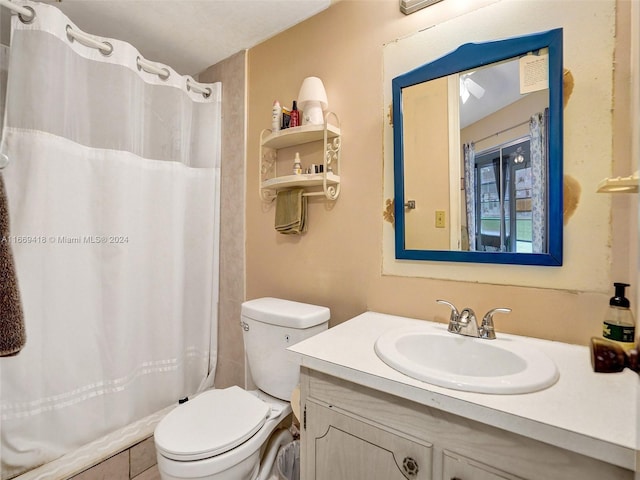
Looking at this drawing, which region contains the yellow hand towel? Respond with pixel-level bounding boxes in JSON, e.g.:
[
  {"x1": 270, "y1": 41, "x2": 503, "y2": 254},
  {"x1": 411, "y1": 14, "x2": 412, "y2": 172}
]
[
  {"x1": 275, "y1": 188, "x2": 307, "y2": 235},
  {"x1": 0, "y1": 173, "x2": 25, "y2": 356}
]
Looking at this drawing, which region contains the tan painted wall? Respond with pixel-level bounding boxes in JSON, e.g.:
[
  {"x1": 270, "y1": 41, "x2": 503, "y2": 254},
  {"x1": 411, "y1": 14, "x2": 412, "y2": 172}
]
[{"x1": 246, "y1": 0, "x2": 636, "y2": 348}]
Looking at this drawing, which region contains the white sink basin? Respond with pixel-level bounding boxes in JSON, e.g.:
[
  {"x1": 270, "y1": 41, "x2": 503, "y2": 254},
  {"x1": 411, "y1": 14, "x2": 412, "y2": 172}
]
[{"x1": 374, "y1": 327, "x2": 559, "y2": 394}]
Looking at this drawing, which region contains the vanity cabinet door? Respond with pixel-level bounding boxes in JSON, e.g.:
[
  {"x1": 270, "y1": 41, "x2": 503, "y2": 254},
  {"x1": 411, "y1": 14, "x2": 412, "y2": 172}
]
[
  {"x1": 303, "y1": 400, "x2": 432, "y2": 480},
  {"x1": 442, "y1": 450, "x2": 524, "y2": 480}
]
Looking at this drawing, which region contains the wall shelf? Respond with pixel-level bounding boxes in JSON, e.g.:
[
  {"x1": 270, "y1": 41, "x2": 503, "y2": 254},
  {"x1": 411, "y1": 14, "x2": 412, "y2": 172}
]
[
  {"x1": 260, "y1": 112, "x2": 341, "y2": 202},
  {"x1": 261, "y1": 123, "x2": 341, "y2": 150},
  {"x1": 261, "y1": 172, "x2": 341, "y2": 191},
  {"x1": 596, "y1": 171, "x2": 639, "y2": 193}
]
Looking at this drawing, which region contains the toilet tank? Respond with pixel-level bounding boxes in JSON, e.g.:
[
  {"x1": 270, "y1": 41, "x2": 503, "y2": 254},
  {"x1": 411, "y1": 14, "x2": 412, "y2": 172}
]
[{"x1": 241, "y1": 297, "x2": 329, "y2": 401}]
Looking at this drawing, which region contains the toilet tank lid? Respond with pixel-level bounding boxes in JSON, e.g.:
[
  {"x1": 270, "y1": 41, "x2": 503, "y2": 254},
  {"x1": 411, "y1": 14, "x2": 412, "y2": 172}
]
[{"x1": 242, "y1": 297, "x2": 330, "y2": 328}]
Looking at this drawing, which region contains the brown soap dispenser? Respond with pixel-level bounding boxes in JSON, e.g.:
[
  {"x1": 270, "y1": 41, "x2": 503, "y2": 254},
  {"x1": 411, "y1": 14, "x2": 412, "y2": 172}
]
[
  {"x1": 590, "y1": 337, "x2": 638, "y2": 373},
  {"x1": 602, "y1": 282, "x2": 636, "y2": 352}
]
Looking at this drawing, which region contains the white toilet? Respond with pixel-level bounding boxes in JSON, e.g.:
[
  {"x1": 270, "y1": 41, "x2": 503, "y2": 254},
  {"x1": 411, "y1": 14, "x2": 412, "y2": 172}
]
[{"x1": 154, "y1": 297, "x2": 330, "y2": 480}]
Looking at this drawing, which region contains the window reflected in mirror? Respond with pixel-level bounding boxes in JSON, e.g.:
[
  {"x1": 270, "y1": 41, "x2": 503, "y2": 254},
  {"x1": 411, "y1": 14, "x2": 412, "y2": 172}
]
[{"x1": 472, "y1": 137, "x2": 538, "y2": 253}]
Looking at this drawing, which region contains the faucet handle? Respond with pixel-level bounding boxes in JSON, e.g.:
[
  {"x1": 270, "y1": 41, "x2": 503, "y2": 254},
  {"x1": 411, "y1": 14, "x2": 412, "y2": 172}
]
[
  {"x1": 436, "y1": 299, "x2": 460, "y2": 333},
  {"x1": 480, "y1": 308, "x2": 511, "y2": 339},
  {"x1": 436, "y1": 300, "x2": 460, "y2": 320}
]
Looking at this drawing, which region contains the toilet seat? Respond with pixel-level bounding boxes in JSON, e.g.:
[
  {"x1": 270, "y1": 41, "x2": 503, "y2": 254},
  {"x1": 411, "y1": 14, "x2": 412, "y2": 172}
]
[{"x1": 154, "y1": 386, "x2": 270, "y2": 462}]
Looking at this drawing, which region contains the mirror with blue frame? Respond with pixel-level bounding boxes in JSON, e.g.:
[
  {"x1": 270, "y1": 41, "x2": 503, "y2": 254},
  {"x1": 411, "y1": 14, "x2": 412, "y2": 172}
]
[{"x1": 393, "y1": 28, "x2": 563, "y2": 266}]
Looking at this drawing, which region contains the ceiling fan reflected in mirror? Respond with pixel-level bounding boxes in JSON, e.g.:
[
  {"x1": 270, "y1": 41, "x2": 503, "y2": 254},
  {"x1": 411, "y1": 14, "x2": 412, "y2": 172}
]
[{"x1": 459, "y1": 72, "x2": 486, "y2": 104}]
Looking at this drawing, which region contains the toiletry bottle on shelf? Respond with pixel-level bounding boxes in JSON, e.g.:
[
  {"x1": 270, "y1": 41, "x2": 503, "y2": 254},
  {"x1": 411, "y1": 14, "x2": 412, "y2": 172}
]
[
  {"x1": 603, "y1": 282, "x2": 636, "y2": 352},
  {"x1": 292, "y1": 152, "x2": 302, "y2": 175},
  {"x1": 271, "y1": 100, "x2": 281, "y2": 132},
  {"x1": 289, "y1": 101, "x2": 300, "y2": 128},
  {"x1": 281, "y1": 106, "x2": 291, "y2": 129}
]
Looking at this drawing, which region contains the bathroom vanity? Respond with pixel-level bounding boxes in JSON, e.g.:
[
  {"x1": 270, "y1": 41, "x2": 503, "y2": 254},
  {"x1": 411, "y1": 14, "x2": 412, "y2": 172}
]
[{"x1": 288, "y1": 312, "x2": 638, "y2": 480}]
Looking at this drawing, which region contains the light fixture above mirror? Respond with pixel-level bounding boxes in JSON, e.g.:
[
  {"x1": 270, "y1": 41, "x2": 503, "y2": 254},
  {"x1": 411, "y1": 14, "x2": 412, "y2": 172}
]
[{"x1": 400, "y1": 0, "x2": 444, "y2": 15}]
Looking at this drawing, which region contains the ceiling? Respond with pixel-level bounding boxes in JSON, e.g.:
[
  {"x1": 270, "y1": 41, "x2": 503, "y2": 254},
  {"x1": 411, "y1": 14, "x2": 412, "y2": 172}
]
[
  {"x1": 25, "y1": 0, "x2": 331, "y2": 75},
  {"x1": 459, "y1": 57, "x2": 528, "y2": 129}
]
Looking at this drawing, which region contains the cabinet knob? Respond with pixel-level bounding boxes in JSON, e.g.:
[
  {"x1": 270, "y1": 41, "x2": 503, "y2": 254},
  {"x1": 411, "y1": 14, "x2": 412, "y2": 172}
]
[{"x1": 402, "y1": 457, "x2": 419, "y2": 476}]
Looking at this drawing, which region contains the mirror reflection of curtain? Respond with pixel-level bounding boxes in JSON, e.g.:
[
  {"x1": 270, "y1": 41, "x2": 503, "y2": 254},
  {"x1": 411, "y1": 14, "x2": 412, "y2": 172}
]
[
  {"x1": 530, "y1": 109, "x2": 548, "y2": 253},
  {"x1": 463, "y1": 143, "x2": 476, "y2": 251}
]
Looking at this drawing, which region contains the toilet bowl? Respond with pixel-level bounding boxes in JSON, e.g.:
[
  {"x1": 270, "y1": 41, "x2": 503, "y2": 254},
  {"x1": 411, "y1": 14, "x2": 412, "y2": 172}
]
[
  {"x1": 154, "y1": 298, "x2": 330, "y2": 480},
  {"x1": 155, "y1": 388, "x2": 291, "y2": 480}
]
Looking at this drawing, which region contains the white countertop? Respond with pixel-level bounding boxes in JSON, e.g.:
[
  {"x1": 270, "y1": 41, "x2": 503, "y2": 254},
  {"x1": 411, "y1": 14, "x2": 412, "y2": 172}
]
[{"x1": 288, "y1": 311, "x2": 639, "y2": 471}]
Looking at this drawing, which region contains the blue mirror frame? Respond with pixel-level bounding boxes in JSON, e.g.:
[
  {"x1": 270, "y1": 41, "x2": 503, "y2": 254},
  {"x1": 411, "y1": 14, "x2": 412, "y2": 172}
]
[{"x1": 393, "y1": 29, "x2": 563, "y2": 266}]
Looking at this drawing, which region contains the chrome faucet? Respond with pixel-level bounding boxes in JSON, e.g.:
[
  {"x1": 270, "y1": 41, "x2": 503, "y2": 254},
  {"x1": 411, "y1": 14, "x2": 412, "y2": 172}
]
[{"x1": 436, "y1": 300, "x2": 511, "y2": 339}]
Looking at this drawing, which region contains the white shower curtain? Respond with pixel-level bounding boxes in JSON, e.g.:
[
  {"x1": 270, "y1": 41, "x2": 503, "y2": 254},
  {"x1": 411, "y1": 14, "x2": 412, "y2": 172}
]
[{"x1": 0, "y1": 2, "x2": 221, "y2": 478}]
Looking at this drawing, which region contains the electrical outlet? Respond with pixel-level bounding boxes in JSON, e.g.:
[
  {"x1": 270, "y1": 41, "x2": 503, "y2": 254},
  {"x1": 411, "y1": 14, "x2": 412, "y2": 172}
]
[{"x1": 435, "y1": 210, "x2": 446, "y2": 228}]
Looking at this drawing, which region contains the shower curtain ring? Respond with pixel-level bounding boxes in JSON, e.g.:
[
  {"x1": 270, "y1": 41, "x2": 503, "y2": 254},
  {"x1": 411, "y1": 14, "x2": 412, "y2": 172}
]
[
  {"x1": 98, "y1": 42, "x2": 114, "y2": 57},
  {"x1": 186, "y1": 79, "x2": 212, "y2": 99},
  {"x1": 18, "y1": 5, "x2": 35, "y2": 24},
  {"x1": 65, "y1": 25, "x2": 113, "y2": 56}
]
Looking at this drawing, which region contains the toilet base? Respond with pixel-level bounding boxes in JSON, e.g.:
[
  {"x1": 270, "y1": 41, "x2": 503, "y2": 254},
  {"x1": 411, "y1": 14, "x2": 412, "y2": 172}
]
[{"x1": 158, "y1": 450, "x2": 259, "y2": 480}]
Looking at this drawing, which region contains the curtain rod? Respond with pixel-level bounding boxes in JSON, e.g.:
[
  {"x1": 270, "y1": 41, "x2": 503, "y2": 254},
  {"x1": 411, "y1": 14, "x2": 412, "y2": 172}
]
[
  {"x1": 0, "y1": 0, "x2": 212, "y2": 98},
  {"x1": 0, "y1": 0, "x2": 34, "y2": 22},
  {"x1": 473, "y1": 119, "x2": 529, "y2": 145}
]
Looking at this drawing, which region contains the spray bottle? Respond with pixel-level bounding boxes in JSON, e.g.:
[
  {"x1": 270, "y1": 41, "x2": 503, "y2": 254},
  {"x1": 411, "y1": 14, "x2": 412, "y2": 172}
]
[{"x1": 271, "y1": 100, "x2": 281, "y2": 132}]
